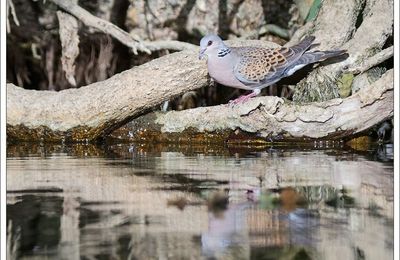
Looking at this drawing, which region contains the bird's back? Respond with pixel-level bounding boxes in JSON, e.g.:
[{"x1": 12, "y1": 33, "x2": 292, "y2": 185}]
[{"x1": 231, "y1": 36, "x2": 345, "y2": 89}]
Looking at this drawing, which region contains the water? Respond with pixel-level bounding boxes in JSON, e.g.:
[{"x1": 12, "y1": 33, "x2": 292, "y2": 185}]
[{"x1": 6, "y1": 143, "x2": 394, "y2": 259}]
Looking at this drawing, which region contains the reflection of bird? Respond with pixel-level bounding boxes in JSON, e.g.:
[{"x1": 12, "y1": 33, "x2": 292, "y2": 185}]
[
  {"x1": 207, "y1": 190, "x2": 229, "y2": 214},
  {"x1": 201, "y1": 201, "x2": 251, "y2": 259},
  {"x1": 199, "y1": 34, "x2": 346, "y2": 104}
]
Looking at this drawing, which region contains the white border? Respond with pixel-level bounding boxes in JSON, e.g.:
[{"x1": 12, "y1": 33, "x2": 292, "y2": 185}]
[
  {"x1": 394, "y1": 0, "x2": 399, "y2": 259},
  {"x1": 1, "y1": 0, "x2": 7, "y2": 259},
  {"x1": 0, "y1": 1, "x2": 398, "y2": 259}
]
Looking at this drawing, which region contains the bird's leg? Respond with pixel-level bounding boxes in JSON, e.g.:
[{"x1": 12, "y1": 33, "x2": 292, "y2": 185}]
[{"x1": 228, "y1": 89, "x2": 261, "y2": 105}]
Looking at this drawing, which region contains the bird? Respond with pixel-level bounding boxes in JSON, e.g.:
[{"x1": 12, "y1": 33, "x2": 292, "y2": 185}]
[{"x1": 198, "y1": 34, "x2": 346, "y2": 104}]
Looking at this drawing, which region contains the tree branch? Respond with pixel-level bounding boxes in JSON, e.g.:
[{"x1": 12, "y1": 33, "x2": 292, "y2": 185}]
[
  {"x1": 345, "y1": 46, "x2": 394, "y2": 74},
  {"x1": 50, "y1": 0, "x2": 196, "y2": 54}
]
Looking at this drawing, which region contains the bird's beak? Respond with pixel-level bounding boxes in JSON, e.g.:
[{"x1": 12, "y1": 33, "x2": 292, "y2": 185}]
[{"x1": 199, "y1": 48, "x2": 206, "y2": 60}]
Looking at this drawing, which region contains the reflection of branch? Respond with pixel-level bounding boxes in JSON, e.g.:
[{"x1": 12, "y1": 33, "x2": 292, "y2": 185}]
[
  {"x1": 7, "y1": 220, "x2": 20, "y2": 260},
  {"x1": 50, "y1": 0, "x2": 196, "y2": 54},
  {"x1": 345, "y1": 46, "x2": 394, "y2": 74}
]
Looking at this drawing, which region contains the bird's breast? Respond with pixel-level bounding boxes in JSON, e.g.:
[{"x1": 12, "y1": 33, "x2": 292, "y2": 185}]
[{"x1": 207, "y1": 57, "x2": 250, "y2": 90}]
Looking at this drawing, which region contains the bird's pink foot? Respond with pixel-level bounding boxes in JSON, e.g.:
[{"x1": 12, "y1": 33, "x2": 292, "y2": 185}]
[
  {"x1": 227, "y1": 90, "x2": 260, "y2": 106},
  {"x1": 228, "y1": 95, "x2": 251, "y2": 105}
]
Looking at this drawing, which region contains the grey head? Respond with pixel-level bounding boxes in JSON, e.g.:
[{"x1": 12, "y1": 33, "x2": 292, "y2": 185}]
[{"x1": 199, "y1": 34, "x2": 228, "y2": 60}]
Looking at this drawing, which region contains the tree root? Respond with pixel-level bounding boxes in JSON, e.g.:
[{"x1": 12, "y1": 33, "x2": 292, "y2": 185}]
[{"x1": 111, "y1": 70, "x2": 393, "y2": 144}]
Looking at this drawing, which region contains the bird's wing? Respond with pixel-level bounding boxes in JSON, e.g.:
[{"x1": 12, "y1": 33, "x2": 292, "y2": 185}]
[{"x1": 232, "y1": 36, "x2": 315, "y2": 88}]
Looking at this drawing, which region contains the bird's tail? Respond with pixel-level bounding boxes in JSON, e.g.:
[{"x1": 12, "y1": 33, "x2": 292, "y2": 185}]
[
  {"x1": 297, "y1": 49, "x2": 347, "y2": 65},
  {"x1": 291, "y1": 35, "x2": 347, "y2": 64},
  {"x1": 284, "y1": 49, "x2": 347, "y2": 76},
  {"x1": 291, "y1": 36, "x2": 316, "y2": 54}
]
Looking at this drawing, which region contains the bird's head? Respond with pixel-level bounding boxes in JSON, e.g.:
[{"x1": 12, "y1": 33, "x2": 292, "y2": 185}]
[{"x1": 199, "y1": 34, "x2": 225, "y2": 60}]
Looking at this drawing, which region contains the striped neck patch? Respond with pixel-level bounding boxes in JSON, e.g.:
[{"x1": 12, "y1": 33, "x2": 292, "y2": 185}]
[{"x1": 218, "y1": 48, "x2": 231, "y2": 57}]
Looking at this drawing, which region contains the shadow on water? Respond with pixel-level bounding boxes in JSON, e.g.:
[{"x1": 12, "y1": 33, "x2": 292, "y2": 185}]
[{"x1": 6, "y1": 142, "x2": 394, "y2": 259}]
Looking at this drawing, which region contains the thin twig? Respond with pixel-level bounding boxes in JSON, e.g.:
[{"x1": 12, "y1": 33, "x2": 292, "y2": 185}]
[{"x1": 50, "y1": 0, "x2": 196, "y2": 54}]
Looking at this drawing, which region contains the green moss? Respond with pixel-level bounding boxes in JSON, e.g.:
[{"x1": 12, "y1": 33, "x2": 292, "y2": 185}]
[
  {"x1": 337, "y1": 73, "x2": 354, "y2": 98},
  {"x1": 293, "y1": 75, "x2": 339, "y2": 103}
]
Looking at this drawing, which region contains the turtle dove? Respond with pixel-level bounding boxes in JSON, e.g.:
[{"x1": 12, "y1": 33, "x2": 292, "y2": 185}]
[{"x1": 199, "y1": 34, "x2": 346, "y2": 104}]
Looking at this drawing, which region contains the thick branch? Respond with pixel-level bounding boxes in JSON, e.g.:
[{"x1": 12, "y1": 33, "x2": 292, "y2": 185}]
[
  {"x1": 50, "y1": 0, "x2": 196, "y2": 54},
  {"x1": 7, "y1": 50, "x2": 206, "y2": 142},
  {"x1": 112, "y1": 69, "x2": 393, "y2": 143}
]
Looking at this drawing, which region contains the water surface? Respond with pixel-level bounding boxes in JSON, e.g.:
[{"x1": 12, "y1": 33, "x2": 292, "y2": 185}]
[{"x1": 7, "y1": 143, "x2": 394, "y2": 259}]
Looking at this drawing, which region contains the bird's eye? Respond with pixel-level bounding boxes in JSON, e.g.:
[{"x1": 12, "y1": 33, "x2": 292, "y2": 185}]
[{"x1": 207, "y1": 40, "x2": 213, "y2": 46}]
